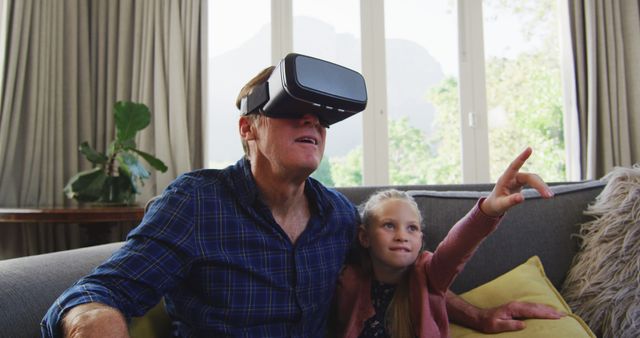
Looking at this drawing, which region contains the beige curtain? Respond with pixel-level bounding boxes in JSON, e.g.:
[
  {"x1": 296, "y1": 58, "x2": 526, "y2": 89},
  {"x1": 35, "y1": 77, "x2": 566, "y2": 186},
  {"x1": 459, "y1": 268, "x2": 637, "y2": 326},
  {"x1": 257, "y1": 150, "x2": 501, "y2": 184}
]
[
  {"x1": 0, "y1": 0, "x2": 203, "y2": 259},
  {"x1": 566, "y1": 0, "x2": 640, "y2": 179},
  {"x1": 0, "y1": 0, "x2": 7, "y2": 105}
]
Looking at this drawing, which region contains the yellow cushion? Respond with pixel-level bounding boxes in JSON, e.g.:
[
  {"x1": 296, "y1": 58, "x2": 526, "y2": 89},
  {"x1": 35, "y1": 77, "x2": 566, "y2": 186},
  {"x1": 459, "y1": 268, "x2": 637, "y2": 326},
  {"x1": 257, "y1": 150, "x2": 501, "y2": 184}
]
[
  {"x1": 450, "y1": 256, "x2": 596, "y2": 338},
  {"x1": 129, "y1": 300, "x2": 172, "y2": 338}
]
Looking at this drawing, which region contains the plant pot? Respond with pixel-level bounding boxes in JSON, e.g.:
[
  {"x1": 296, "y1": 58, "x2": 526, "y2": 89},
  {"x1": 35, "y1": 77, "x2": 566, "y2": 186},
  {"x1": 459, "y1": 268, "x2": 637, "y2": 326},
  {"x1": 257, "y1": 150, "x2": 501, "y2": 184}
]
[{"x1": 99, "y1": 176, "x2": 136, "y2": 206}]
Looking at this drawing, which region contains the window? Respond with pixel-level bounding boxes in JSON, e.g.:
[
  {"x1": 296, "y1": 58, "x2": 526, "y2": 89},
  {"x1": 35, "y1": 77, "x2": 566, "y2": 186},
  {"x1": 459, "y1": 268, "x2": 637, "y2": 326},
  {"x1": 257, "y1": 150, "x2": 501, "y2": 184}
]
[
  {"x1": 292, "y1": 0, "x2": 362, "y2": 186},
  {"x1": 483, "y1": 0, "x2": 565, "y2": 181},
  {"x1": 384, "y1": 0, "x2": 462, "y2": 184},
  {"x1": 206, "y1": 1, "x2": 270, "y2": 168},
  {"x1": 206, "y1": 0, "x2": 567, "y2": 184}
]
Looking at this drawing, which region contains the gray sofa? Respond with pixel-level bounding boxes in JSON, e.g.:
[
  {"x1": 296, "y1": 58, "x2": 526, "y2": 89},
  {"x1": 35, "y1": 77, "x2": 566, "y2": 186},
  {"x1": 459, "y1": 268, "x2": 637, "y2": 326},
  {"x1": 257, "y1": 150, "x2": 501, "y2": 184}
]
[{"x1": 0, "y1": 180, "x2": 606, "y2": 337}]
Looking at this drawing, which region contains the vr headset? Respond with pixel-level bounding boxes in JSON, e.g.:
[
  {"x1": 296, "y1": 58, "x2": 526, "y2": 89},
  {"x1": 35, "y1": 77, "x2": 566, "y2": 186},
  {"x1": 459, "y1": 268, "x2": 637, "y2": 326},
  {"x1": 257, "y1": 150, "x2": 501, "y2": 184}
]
[{"x1": 240, "y1": 53, "x2": 368, "y2": 126}]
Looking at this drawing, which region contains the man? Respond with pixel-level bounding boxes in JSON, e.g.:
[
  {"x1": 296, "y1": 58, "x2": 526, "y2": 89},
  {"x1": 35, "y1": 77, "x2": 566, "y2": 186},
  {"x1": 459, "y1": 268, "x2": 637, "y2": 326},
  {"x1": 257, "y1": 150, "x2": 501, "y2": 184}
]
[{"x1": 42, "y1": 56, "x2": 561, "y2": 337}]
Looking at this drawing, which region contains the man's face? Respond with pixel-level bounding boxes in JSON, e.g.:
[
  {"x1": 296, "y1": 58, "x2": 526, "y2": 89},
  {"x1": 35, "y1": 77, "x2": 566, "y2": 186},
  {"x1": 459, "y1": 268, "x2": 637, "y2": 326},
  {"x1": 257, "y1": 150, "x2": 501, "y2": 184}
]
[{"x1": 243, "y1": 113, "x2": 327, "y2": 177}]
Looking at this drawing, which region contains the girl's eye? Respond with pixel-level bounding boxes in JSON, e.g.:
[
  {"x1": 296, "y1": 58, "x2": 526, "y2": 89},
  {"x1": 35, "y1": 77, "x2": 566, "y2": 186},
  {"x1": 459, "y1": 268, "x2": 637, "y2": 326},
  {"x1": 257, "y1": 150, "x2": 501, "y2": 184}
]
[
  {"x1": 408, "y1": 225, "x2": 420, "y2": 232},
  {"x1": 383, "y1": 222, "x2": 394, "y2": 229}
]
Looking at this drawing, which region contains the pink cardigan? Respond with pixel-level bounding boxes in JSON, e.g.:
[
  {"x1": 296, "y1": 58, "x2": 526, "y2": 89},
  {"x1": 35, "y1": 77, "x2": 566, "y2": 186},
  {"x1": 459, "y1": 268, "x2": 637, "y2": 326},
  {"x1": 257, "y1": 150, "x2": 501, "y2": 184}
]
[{"x1": 334, "y1": 199, "x2": 501, "y2": 338}]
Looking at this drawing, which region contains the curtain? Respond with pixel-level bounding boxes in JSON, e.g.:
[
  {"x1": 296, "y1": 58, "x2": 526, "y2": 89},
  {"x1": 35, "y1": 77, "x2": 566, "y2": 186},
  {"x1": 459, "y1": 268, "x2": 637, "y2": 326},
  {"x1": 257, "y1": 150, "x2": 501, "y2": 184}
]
[
  {"x1": 566, "y1": 0, "x2": 640, "y2": 179},
  {"x1": 0, "y1": 0, "x2": 203, "y2": 259},
  {"x1": 0, "y1": 0, "x2": 7, "y2": 106}
]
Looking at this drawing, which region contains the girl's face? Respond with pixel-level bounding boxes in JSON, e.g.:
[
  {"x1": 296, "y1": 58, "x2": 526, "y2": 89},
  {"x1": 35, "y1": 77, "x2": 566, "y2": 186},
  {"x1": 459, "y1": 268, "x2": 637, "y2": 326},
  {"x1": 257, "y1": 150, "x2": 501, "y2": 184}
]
[{"x1": 359, "y1": 198, "x2": 423, "y2": 283}]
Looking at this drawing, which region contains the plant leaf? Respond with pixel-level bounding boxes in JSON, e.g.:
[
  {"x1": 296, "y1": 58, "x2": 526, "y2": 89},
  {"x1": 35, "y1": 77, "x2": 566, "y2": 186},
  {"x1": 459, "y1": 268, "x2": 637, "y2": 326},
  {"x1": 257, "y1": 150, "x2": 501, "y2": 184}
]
[
  {"x1": 114, "y1": 101, "x2": 151, "y2": 142},
  {"x1": 119, "y1": 152, "x2": 151, "y2": 181},
  {"x1": 117, "y1": 152, "x2": 149, "y2": 195},
  {"x1": 63, "y1": 167, "x2": 108, "y2": 202},
  {"x1": 131, "y1": 148, "x2": 168, "y2": 173},
  {"x1": 121, "y1": 165, "x2": 141, "y2": 194},
  {"x1": 79, "y1": 142, "x2": 108, "y2": 165}
]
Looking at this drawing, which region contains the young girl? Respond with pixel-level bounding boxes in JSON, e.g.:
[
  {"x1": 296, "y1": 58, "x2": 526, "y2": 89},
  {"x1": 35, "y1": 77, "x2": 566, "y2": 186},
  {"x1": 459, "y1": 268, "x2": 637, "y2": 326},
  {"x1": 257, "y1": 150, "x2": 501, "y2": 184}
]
[{"x1": 333, "y1": 148, "x2": 554, "y2": 338}]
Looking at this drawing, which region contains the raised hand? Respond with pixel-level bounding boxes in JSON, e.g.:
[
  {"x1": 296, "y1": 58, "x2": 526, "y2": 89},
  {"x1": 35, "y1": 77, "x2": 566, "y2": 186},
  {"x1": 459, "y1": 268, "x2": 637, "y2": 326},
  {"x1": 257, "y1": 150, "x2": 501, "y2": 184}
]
[{"x1": 481, "y1": 147, "x2": 554, "y2": 217}]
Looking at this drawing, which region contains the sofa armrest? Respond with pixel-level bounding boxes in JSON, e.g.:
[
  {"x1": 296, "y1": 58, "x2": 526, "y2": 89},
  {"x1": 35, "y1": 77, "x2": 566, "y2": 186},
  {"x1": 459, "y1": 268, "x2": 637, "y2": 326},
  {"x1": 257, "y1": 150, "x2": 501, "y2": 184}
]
[{"x1": 0, "y1": 242, "x2": 123, "y2": 338}]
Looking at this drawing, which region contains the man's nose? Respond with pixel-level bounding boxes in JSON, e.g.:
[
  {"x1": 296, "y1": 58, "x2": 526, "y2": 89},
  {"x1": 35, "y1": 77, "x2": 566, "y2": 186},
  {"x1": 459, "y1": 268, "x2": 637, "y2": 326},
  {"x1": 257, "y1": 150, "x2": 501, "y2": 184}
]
[
  {"x1": 300, "y1": 113, "x2": 319, "y2": 123},
  {"x1": 300, "y1": 113, "x2": 330, "y2": 129}
]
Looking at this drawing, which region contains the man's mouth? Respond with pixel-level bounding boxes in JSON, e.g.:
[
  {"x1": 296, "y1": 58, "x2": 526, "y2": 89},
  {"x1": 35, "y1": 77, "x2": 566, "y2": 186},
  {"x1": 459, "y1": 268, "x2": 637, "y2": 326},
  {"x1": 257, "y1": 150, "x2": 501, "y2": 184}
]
[{"x1": 295, "y1": 136, "x2": 318, "y2": 145}]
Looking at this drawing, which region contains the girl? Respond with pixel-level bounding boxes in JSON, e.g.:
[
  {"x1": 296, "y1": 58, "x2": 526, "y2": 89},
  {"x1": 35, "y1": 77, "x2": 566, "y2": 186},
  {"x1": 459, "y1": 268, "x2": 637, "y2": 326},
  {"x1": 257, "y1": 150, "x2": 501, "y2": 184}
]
[{"x1": 333, "y1": 148, "x2": 554, "y2": 338}]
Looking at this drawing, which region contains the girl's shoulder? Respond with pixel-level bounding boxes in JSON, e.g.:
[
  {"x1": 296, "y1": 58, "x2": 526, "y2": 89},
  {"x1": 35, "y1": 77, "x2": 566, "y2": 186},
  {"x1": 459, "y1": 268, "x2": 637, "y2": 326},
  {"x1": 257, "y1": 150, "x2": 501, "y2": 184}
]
[
  {"x1": 417, "y1": 251, "x2": 433, "y2": 263},
  {"x1": 339, "y1": 264, "x2": 368, "y2": 282},
  {"x1": 412, "y1": 251, "x2": 434, "y2": 271}
]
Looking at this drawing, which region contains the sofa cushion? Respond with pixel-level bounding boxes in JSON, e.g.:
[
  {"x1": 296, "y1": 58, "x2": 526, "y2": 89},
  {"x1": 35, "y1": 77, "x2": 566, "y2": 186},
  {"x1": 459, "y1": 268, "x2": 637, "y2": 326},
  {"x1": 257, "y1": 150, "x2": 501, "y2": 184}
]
[
  {"x1": 408, "y1": 180, "x2": 605, "y2": 293},
  {"x1": 562, "y1": 166, "x2": 640, "y2": 338},
  {"x1": 0, "y1": 242, "x2": 124, "y2": 338},
  {"x1": 450, "y1": 256, "x2": 595, "y2": 337}
]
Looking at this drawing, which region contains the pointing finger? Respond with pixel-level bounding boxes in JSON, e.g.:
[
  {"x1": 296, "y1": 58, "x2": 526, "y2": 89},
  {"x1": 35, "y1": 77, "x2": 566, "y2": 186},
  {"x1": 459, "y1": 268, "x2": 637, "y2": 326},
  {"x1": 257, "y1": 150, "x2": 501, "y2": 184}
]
[
  {"x1": 515, "y1": 173, "x2": 554, "y2": 198},
  {"x1": 506, "y1": 147, "x2": 533, "y2": 176}
]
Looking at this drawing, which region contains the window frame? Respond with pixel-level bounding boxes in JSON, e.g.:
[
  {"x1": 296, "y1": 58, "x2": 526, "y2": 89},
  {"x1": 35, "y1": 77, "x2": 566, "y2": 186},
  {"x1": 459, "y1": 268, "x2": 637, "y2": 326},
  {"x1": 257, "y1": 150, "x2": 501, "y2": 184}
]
[{"x1": 266, "y1": 0, "x2": 558, "y2": 184}]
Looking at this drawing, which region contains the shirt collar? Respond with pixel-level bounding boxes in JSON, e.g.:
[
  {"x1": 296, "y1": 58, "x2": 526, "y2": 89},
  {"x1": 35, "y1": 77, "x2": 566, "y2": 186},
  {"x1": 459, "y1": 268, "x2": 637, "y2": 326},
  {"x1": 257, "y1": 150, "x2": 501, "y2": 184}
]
[{"x1": 229, "y1": 157, "x2": 332, "y2": 218}]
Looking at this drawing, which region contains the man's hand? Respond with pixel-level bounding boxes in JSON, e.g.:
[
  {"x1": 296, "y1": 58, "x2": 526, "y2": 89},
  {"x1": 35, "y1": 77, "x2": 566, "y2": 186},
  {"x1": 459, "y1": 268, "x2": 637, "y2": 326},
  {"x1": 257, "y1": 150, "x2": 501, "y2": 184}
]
[
  {"x1": 446, "y1": 291, "x2": 565, "y2": 333},
  {"x1": 481, "y1": 147, "x2": 554, "y2": 217},
  {"x1": 62, "y1": 302, "x2": 129, "y2": 338},
  {"x1": 475, "y1": 301, "x2": 565, "y2": 333}
]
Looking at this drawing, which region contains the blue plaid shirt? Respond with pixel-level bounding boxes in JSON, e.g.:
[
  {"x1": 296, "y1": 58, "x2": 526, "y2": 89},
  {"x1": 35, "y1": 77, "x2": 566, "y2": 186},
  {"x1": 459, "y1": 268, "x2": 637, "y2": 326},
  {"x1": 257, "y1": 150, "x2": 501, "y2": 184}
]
[{"x1": 41, "y1": 158, "x2": 358, "y2": 337}]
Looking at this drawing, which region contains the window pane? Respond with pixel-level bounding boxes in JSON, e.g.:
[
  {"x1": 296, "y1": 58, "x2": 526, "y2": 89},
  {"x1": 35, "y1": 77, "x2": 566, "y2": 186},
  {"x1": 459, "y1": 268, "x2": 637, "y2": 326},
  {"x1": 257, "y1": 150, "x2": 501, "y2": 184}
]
[
  {"x1": 483, "y1": 0, "x2": 566, "y2": 181},
  {"x1": 384, "y1": 1, "x2": 462, "y2": 185},
  {"x1": 293, "y1": 0, "x2": 362, "y2": 187},
  {"x1": 206, "y1": 1, "x2": 270, "y2": 168}
]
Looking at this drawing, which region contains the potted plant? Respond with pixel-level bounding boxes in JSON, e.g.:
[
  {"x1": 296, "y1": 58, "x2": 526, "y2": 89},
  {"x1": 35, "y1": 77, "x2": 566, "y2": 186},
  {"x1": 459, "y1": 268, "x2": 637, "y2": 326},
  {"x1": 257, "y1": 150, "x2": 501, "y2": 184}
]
[{"x1": 64, "y1": 101, "x2": 168, "y2": 205}]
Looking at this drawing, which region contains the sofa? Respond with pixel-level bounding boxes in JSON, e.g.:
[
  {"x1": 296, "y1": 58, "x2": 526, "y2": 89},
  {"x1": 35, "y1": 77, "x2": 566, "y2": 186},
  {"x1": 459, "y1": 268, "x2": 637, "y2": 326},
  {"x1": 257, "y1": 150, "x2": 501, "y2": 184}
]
[{"x1": 0, "y1": 180, "x2": 607, "y2": 337}]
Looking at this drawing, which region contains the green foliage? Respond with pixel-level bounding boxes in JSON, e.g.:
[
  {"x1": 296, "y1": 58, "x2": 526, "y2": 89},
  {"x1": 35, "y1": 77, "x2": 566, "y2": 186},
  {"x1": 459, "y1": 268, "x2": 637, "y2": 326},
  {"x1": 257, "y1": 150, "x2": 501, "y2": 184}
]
[
  {"x1": 482, "y1": 0, "x2": 565, "y2": 181},
  {"x1": 485, "y1": 51, "x2": 565, "y2": 181},
  {"x1": 388, "y1": 117, "x2": 431, "y2": 184},
  {"x1": 330, "y1": 146, "x2": 363, "y2": 187},
  {"x1": 64, "y1": 101, "x2": 168, "y2": 204},
  {"x1": 327, "y1": 116, "x2": 456, "y2": 186},
  {"x1": 423, "y1": 76, "x2": 462, "y2": 184},
  {"x1": 314, "y1": 0, "x2": 565, "y2": 186},
  {"x1": 311, "y1": 156, "x2": 335, "y2": 186}
]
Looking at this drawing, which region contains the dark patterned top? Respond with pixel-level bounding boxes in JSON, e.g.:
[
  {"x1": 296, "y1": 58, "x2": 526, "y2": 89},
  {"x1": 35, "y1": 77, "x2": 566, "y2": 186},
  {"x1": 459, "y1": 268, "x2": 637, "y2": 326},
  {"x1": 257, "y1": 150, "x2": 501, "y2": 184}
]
[{"x1": 359, "y1": 280, "x2": 397, "y2": 338}]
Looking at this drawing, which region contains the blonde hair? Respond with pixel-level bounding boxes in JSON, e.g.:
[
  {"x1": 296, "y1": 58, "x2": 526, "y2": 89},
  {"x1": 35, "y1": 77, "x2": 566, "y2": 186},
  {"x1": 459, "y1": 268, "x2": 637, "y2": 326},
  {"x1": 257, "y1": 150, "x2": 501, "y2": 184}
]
[
  {"x1": 358, "y1": 189, "x2": 424, "y2": 338},
  {"x1": 235, "y1": 66, "x2": 276, "y2": 157}
]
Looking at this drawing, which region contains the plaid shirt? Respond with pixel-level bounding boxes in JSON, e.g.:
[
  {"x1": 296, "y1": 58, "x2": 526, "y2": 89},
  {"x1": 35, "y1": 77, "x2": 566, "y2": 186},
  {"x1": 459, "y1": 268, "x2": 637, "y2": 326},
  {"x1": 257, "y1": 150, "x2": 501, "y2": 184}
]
[{"x1": 41, "y1": 158, "x2": 358, "y2": 337}]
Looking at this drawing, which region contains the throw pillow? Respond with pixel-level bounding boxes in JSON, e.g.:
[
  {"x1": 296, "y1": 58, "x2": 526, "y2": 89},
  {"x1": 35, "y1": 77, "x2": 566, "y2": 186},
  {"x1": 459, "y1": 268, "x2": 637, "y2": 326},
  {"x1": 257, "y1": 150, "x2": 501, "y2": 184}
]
[
  {"x1": 562, "y1": 165, "x2": 640, "y2": 338},
  {"x1": 129, "y1": 300, "x2": 172, "y2": 338},
  {"x1": 450, "y1": 256, "x2": 595, "y2": 338}
]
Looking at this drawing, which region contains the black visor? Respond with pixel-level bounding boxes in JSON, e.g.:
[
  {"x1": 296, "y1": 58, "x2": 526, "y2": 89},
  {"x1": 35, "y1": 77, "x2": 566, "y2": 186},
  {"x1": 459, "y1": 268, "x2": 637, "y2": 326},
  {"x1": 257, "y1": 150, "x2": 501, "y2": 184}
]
[{"x1": 241, "y1": 53, "x2": 368, "y2": 126}]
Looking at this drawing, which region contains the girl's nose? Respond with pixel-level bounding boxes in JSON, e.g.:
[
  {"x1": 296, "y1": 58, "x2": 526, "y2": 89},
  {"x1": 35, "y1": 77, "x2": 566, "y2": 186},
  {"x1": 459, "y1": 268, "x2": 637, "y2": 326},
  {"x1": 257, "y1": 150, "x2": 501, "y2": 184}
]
[{"x1": 394, "y1": 231, "x2": 409, "y2": 242}]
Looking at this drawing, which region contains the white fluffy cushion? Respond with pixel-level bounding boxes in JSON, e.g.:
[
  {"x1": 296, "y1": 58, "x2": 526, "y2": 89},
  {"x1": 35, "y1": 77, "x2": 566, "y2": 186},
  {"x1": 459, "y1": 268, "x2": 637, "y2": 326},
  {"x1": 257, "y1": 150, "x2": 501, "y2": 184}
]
[{"x1": 562, "y1": 165, "x2": 640, "y2": 338}]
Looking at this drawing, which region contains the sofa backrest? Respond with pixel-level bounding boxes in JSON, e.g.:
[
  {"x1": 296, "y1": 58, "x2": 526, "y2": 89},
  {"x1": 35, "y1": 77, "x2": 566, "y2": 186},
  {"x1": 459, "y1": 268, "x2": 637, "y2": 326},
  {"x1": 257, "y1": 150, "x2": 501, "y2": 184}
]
[{"x1": 0, "y1": 180, "x2": 605, "y2": 337}]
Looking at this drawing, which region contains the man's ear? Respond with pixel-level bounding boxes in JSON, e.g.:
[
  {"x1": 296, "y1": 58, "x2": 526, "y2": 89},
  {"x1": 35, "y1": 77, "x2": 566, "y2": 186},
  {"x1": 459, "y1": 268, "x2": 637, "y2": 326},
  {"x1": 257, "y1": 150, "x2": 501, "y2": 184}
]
[
  {"x1": 239, "y1": 116, "x2": 256, "y2": 140},
  {"x1": 358, "y1": 226, "x2": 370, "y2": 248}
]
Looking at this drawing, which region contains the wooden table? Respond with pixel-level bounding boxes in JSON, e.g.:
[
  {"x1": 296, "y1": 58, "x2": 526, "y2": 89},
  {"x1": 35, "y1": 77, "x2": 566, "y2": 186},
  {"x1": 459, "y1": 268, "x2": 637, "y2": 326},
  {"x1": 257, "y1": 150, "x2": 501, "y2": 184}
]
[
  {"x1": 0, "y1": 206, "x2": 145, "y2": 223},
  {"x1": 0, "y1": 206, "x2": 145, "y2": 246}
]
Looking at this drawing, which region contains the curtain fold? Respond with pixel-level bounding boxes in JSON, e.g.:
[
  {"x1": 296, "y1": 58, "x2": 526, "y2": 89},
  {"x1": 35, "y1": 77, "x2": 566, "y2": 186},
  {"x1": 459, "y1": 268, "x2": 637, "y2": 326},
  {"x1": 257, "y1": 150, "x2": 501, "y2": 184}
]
[
  {"x1": 567, "y1": 0, "x2": 640, "y2": 179},
  {"x1": 0, "y1": 0, "x2": 203, "y2": 259}
]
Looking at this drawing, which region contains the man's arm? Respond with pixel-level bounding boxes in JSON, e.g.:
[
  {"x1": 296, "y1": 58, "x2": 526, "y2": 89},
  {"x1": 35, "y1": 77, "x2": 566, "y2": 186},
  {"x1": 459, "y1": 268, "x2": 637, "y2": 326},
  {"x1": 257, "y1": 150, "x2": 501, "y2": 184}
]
[
  {"x1": 61, "y1": 303, "x2": 129, "y2": 338},
  {"x1": 445, "y1": 290, "x2": 564, "y2": 333}
]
